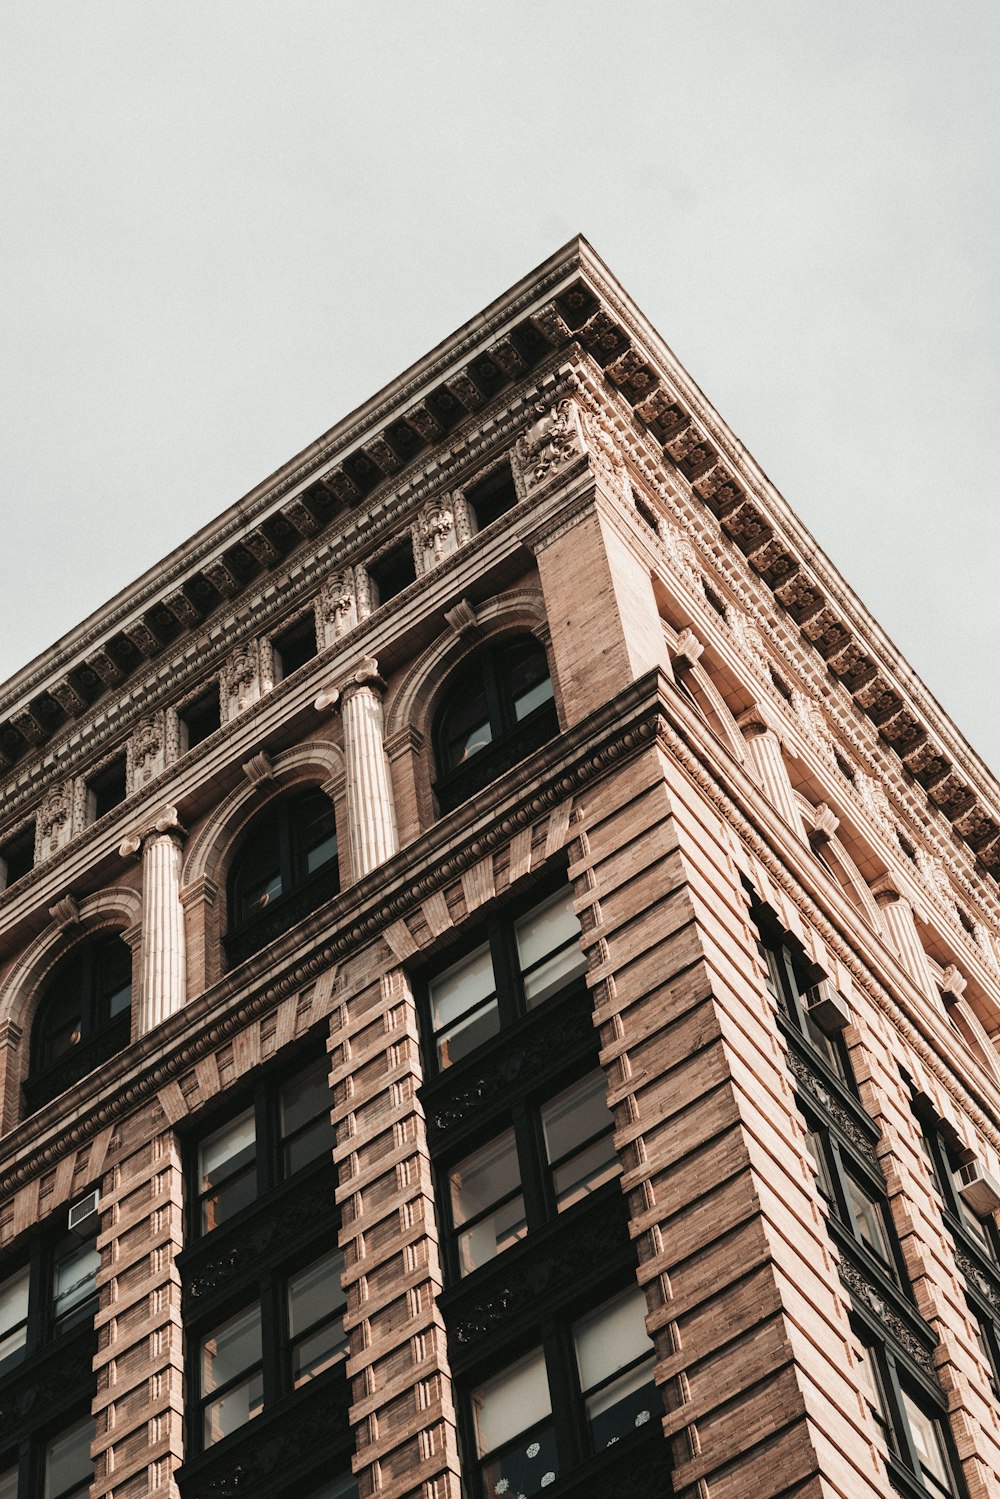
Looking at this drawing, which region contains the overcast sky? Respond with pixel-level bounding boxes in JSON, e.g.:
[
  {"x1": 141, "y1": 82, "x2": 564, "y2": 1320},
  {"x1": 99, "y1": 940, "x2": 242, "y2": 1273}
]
[{"x1": 1, "y1": 2, "x2": 998, "y2": 770}]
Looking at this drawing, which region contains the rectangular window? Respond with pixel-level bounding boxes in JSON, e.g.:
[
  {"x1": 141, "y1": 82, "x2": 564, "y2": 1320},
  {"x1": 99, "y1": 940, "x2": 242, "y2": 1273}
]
[
  {"x1": 44, "y1": 1414, "x2": 95, "y2": 1499},
  {"x1": 466, "y1": 1284, "x2": 661, "y2": 1497},
  {"x1": 200, "y1": 1303, "x2": 264, "y2": 1447},
  {"x1": 280, "y1": 1058, "x2": 336, "y2": 1176},
  {"x1": 466, "y1": 465, "x2": 518, "y2": 531},
  {"x1": 540, "y1": 1072, "x2": 618, "y2": 1211},
  {"x1": 0, "y1": 822, "x2": 34, "y2": 890},
  {"x1": 0, "y1": 1467, "x2": 16, "y2": 1499},
  {"x1": 844, "y1": 1173, "x2": 894, "y2": 1270},
  {"x1": 449, "y1": 1128, "x2": 526, "y2": 1276},
  {"x1": 52, "y1": 1238, "x2": 101, "y2": 1332},
  {"x1": 574, "y1": 1287, "x2": 661, "y2": 1452},
  {"x1": 194, "y1": 1249, "x2": 347, "y2": 1450},
  {"x1": 514, "y1": 889, "x2": 585, "y2": 1008},
  {"x1": 287, "y1": 1247, "x2": 348, "y2": 1386},
  {"x1": 273, "y1": 616, "x2": 318, "y2": 680},
  {"x1": 198, "y1": 1108, "x2": 257, "y2": 1233},
  {"x1": 368, "y1": 542, "x2": 417, "y2": 608},
  {"x1": 0, "y1": 1265, "x2": 29, "y2": 1373},
  {"x1": 178, "y1": 687, "x2": 221, "y2": 751},
  {"x1": 86, "y1": 756, "x2": 127, "y2": 822},
  {"x1": 430, "y1": 944, "x2": 500, "y2": 1069},
  {"x1": 194, "y1": 1057, "x2": 336, "y2": 1236},
  {"x1": 899, "y1": 1388, "x2": 954, "y2": 1497},
  {"x1": 472, "y1": 1347, "x2": 556, "y2": 1498}
]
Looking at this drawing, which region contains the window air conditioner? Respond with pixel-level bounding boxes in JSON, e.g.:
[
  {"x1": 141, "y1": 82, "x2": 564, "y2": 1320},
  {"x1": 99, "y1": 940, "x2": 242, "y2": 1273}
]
[
  {"x1": 68, "y1": 1188, "x2": 100, "y2": 1239},
  {"x1": 957, "y1": 1162, "x2": 1000, "y2": 1218},
  {"x1": 804, "y1": 980, "x2": 851, "y2": 1035}
]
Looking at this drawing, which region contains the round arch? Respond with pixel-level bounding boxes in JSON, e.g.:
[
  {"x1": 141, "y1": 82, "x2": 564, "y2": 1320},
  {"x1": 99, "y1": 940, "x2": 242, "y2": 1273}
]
[
  {"x1": 384, "y1": 588, "x2": 552, "y2": 749},
  {"x1": 182, "y1": 739, "x2": 345, "y2": 892}
]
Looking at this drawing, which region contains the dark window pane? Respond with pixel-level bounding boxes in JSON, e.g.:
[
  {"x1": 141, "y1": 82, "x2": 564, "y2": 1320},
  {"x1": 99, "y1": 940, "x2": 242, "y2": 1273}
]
[
  {"x1": 574, "y1": 1288, "x2": 661, "y2": 1451},
  {"x1": 180, "y1": 688, "x2": 222, "y2": 750},
  {"x1": 844, "y1": 1176, "x2": 893, "y2": 1266},
  {"x1": 430, "y1": 944, "x2": 499, "y2": 1069},
  {"x1": 541, "y1": 1072, "x2": 618, "y2": 1210},
  {"x1": 274, "y1": 617, "x2": 318, "y2": 680},
  {"x1": 87, "y1": 756, "x2": 127, "y2": 820},
  {"x1": 44, "y1": 1414, "x2": 95, "y2": 1499},
  {"x1": 201, "y1": 1303, "x2": 264, "y2": 1446},
  {"x1": 0, "y1": 822, "x2": 34, "y2": 887},
  {"x1": 287, "y1": 1248, "x2": 348, "y2": 1386},
  {"x1": 280, "y1": 1059, "x2": 335, "y2": 1175},
  {"x1": 199, "y1": 1109, "x2": 257, "y2": 1232},
  {"x1": 53, "y1": 1239, "x2": 101, "y2": 1330},
  {"x1": 0, "y1": 1265, "x2": 29, "y2": 1372},
  {"x1": 369, "y1": 544, "x2": 417, "y2": 608},
  {"x1": 515, "y1": 888, "x2": 586, "y2": 1007},
  {"x1": 449, "y1": 1129, "x2": 525, "y2": 1274}
]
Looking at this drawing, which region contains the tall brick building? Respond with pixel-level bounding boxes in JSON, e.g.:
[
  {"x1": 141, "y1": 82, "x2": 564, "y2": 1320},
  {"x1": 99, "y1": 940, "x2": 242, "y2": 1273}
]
[{"x1": 1, "y1": 239, "x2": 999, "y2": 1499}]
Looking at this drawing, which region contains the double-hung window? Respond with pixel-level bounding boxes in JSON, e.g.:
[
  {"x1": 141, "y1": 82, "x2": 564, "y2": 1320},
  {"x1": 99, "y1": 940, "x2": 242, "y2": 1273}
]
[
  {"x1": 857, "y1": 1334, "x2": 958, "y2": 1497},
  {"x1": 196, "y1": 1056, "x2": 335, "y2": 1235},
  {"x1": 428, "y1": 885, "x2": 586, "y2": 1071},
  {"x1": 447, "y1": 1069, "x2": 618, "y2": 1276},
  {"x1": 197, "y1": 1246, "x2": 347, "y2": 1448},
  {"x1": 469, "y1": 1285, "x2": 661, "y2": 1499}
]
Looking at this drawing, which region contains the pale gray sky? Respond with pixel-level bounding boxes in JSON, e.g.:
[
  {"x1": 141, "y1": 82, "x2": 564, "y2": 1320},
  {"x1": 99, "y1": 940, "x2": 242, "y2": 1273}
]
[{"x1": 2, "y1": 3, "x2": 998, "y2": 767}]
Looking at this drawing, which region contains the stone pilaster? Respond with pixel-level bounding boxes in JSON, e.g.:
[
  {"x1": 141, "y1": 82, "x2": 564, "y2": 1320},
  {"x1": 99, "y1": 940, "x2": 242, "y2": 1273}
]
[
  {"x1": 315, "y1": 569, "x2": 360, "y2": 648},
  {"x1": 93, "y1": 1107, "x2": 184, "y2": 1499},
  {"x1": 219, "y1": 638, "x2": 274, "y2": 722},
  {"x1": 330, "y1": 962, "x2": 461, "y2": 1499},
  {"x1": 120, "y1": 808, "x2": 187, "y2": 1035},
  {"x1": 738, "y1": 703, "x2": 806, "y2": 838},
  {"x1": 871, "y1": 876, "x2": 941, "y2": 1007},
  {"x1": 316, "y1": 659, "x2": 398, "y2": 880}
]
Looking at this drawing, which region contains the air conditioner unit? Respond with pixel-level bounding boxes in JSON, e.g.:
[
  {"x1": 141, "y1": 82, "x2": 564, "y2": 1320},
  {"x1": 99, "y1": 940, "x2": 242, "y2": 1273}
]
[
  {"x1": 68, "y1": 1188, "x2": 100, "y2": 1239},
  {"x1": 804, "y1": 980, "x2": 851, "y2": 1035},
  {"x1": 957, "y1": 1162, "x2": 1000, "y2": 1217}
]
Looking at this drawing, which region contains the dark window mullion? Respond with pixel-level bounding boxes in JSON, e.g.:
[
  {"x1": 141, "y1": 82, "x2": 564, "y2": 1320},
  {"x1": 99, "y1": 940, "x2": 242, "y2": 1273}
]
[
  {"x1": 481, "y1": 652, "x2": 507, "y2": 741},
  {"x1": 490, "y1": 916, "x2": 523, "y2": 1030},
  {"x1": 26, "y1": 1242, "x2": 46, "y2": 1355},
  {"x1": 262, "y1": 1276, "x2": 287, "y2": 1405},
  {"x1": 545, "y1": 1319, "x2": 587, "y2": 1470},
  {"x1": 514, "y1": 1107, "x2": 548, "y2": 1232},
  {"x1": 277, "y1": 807, "x2": 296, "y2": 896},
  {"x1": 255, "y1": 1089, "x2": 278, "y2": 1198}
]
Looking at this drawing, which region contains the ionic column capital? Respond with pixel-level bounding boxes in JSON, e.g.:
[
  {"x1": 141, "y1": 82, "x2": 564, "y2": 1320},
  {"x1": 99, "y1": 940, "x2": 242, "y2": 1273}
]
[
  {"x1": 119, "y1": 805, "x2": 186, "y2": 860},
  {"x1": 738, "y1": 700, "x2": 785, "y2": 743},
  {"x1": 315, "y1": 656, "x2": 387, "y2": 716}
]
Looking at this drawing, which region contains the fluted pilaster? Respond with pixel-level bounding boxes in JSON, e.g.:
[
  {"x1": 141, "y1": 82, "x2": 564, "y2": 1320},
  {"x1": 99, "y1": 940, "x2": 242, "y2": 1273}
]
[
  {"x1": 738, "y1": 703, "x2": 805, "y2": 837},
  {"x1": 120, "y1": 806, "x2": 187, "y2": 1033},
  {"x1": 316, "y1": 657, "x2": 398, "y2": 879},
  {"x1": 871, "y1": 876, "x2": 940, "y2": 1006}
]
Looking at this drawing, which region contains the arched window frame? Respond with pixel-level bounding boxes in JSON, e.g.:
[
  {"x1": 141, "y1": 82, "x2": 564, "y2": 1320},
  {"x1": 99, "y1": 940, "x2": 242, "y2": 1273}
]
[
  {"x1": 24, "y1": 929, "x2": 135, "y2": 1116},
  {"x1": 431, "y1": 631, "x2": 558, "y2": 815},
  {"x1": 223, "y1": 784, "x2": 341, "y2": 967}
]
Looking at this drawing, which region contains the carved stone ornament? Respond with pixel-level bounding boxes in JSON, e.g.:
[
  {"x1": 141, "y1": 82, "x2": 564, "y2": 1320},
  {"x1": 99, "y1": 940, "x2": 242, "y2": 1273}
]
[
  {"x1": 49, "y1": 895, "x2": 81, "y2": 930},
  {"x1": 36, "y1": 781, "x2": 75, "y2": 861},
  {"x1": 242, "y1": 752, "x2": 274, "y2": 788},
  {"x1": 855, "y1": 772, "x2": 895, "y2": 836},
  {"x1": 725, "y1": 606, "x2": 772, "y2": 680},
  {"x1": 315, "y1": 570, "x2": 357, "y2": 648},
  {"x1": 119, "y1": 804, "x2": 186, "y2": 859},
  {"x1": 661, "y1": 520, "x2": 701, "y2": 581},
  {"x1": 792, "y1": 691, "x2": 837, "y2": 767},
  {"x1": 415, "y1": 496, "x2": 457, "y2": 574},
  {"x1": 673, "y1": 627, "x2": 704, "y2": 673},
  {"x1": 786, "y1": 1049, "x2": 879, "y2": 1167},
  {"x1": 940, "y1": 964, "x2": 967, "y2": 1003},
  {"x1": 513, "y1": 397, "x2": 589, "y2": 495},
  {"x1": 220, "y1": 639, "x2": 274, "y2": 721},
  {"x1": 811, "y1": 803, "x2": 840, "y2": 845},
  {"x1": 837, "y1": 1259, "x2": 934, "y2": 1375},
  {"x1": 127, "y1": 711, "x2": 166, "y2": 794},
  {"x1": 915, "y1": 847, "x2": 954, "y2": 913},
  {"x1": 974, "y1": 923, "x2": 1000, "y2": 975},
  {"x1": 444, "y1": 598, "x2": 480, "y2": 640}
]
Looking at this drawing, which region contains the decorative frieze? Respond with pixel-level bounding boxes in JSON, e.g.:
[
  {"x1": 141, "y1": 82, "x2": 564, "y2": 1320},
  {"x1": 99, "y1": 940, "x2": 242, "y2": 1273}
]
[
  {"x1": 413, "y1": 493, "x2": 472, "y2": 576},
  {"x1": 513, "y1": 396, "x2": 590, "y2": 495}
]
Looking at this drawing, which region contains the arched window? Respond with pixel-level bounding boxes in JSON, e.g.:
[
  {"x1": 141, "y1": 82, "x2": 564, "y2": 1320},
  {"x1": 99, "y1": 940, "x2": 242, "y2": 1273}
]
[
  {"x1": 26, "y1": 933, "x2": 133, "y2": 1113},
  {"x1": 433, "y1": 635, "x2": 557, "y2": 813},
  {"x1": 225, "y1": 786, "x2": 339, "y2": 965}
]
